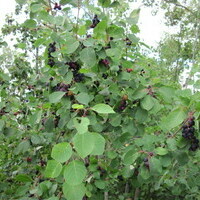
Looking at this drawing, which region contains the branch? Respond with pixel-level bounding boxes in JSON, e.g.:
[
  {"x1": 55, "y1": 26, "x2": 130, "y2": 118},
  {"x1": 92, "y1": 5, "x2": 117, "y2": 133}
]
[
  {"x1": 164, "y1": 0, "x2": 195, "y2": 15},
  {"x1": 134, "y1": 188, "x2": 140, "y2": 200}
]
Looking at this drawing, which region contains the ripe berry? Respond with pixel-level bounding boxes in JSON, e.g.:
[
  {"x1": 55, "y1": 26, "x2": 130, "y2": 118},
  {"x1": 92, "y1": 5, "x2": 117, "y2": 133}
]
[
  {"x1": 182, "y1": 124, "x2": 188, "y2": 129},
  {"x1": 54, "y1": 3, "x2": 61, "y2": 10},
  {"x1": 48, "y1": 59, "x2": 55, "y2": 67},
  {"x1": 26, "y1": 157, "x2": 32, "y2": 162},
  {"x1": 143, "y1": 158, "x2": 148, "y2": 162},
  {"x1": 144, "y1": 162, "x2": 149, "y2": 168},
  {"x1": 126, "y1": 68, "x2": 133, "y2": 73},
  {"x1": 67, "y1": 62, "x2": 80, "y2": 71},
  {"x1": 117, "y1": 175, "x2": 124, "y2": 181},
  {"x1": 140, "y1": 69, "x2": 145, "y2": 76},
  {"x1": 74, "y1": 73, "x2": 84, "y2": 82},
  {"x1": 90, "y1": 15, "x2": 100, "y2": 28},
  {"x1": 148, "y1": 152, "x2": 154, "y2": 156},
  {"x1": 102, "y1": 73, "x2": 108, "y2": 79},
  {"x1": 101, "y1": 59, "x2": 110, "y2": 67},
  {"x1": 189, "y1": 143, "x2": 199, "y2": 151},
  {"x1": 126, "y1": 41, "x2": 132, "y2": 46},
  {"x1": 122, "y1": 94, "x2": 128, "y2": 100},
  {"x1": 188, "y1": 120, "x2": 195, "y2": 127}
]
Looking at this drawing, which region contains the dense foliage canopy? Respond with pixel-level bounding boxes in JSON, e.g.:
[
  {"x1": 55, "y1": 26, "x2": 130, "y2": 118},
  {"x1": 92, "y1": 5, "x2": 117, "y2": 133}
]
[{"x1": 0, "y1": 0, "x2": 200, "y2": 200}]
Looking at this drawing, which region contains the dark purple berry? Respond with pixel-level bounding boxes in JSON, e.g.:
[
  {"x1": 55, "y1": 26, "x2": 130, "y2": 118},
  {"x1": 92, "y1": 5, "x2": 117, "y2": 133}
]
[
  {"x1": 102, "y1": 73, "x2": 108, "y2": 79},
  {"x1": 182, "y1": 124, "x2": 188, "y2": 129},
  {"x1": 188, "y1": 120, "x2": 195, "y2": 127}
]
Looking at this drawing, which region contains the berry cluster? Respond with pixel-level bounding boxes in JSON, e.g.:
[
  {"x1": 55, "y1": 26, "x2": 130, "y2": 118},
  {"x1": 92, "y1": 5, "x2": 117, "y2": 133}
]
[
  {"x1": 54, "y1": 115, "x2": 60, "y2": 128},
  {"x1": 55, "y1": 83, "x2": 70, "y2": 93},
  {"x1": 143, "y1": 157, "x2": 149, "y2": 169},
  {"x1": 117, "y1": 65, "x2": 122, "y2": 74},
  {"x1": 118, "y1": 99, "x2": 127, "y2": 111},
  {"x1": 143, "y1": 152, "x2": 153, "y2": 169},
  {"x1": 102, "y1": 73, "x2": 108, "y2": 79},
  {"x1": 47, "y1": 42, "x2": 56, "y2": 67},
  {"x1": 147, "y1": 85, "x2": 156, "y2": 98},
  {"x1": 100, "y1": 59, "x2": 110, "y2": 67},
  {"x1": 97, "y1": 166, "x2": 106, "y2": 177},
  {"x1": 0, "y1": 107, "x2": 8, "y2": 116},
  {"x1": 66, "y1": 62, "x2": 84, "y2": 82},
  {"x1": 90, "y1": 15, "x2": 100, "y2": 28},
  {"x1": 140, "y1": 69, "x2": 145, "y2": 76},
  {"x1": 124, "y1": 37, "x2": 132, "y2": 46},
  {"x1": 182, "y1": 116, "x2": 199, "y2": 151},
  {"x1": 54, "y1": 3, "x2": 61, "y2": 10}
]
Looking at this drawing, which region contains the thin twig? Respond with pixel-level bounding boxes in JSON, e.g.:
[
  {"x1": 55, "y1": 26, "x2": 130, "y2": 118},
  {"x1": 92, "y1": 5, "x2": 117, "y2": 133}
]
[
  {"x1": 134, "y1": 188, "x2": 140, "y2": 200},
  {"x1": 76, "y1": 0, "x2": 81, "y2": 39},
  {"x1": 164, "y1": 0, "x2": 195, "y2": 15},
  {"x1": 104, "y1": 192, "x2": 108, "y2": 200}
]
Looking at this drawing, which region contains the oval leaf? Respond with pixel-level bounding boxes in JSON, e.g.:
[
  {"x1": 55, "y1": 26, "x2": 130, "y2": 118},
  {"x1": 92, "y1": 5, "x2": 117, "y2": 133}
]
[
  {"x1": 63, "y1": 182, "x2": 86, "y2": 200},
  {"x1": 123, "y1": 151, "x2": 139, "y2": 165},
  {"x1": 155, "y1": 147, "x2": 168, "y2": 156},
  {"x1": 51, "y1": 142, "x2": 72, "y2": 163},
  {"x1": 73, "y1": 132, "x2": 94, "y2": 158},
  {"x1": 49, "y1": 92, "x2": 65, "y2": 103},
  {"x1": 91, "y1": 104, "x2": 115, "y2": 114},
  {"x1": 44, "y1": 160, "x2": 62, "y2": 178},
  {"x1": 79, "y1": 47, "x2": 96, "y2": 67},
  {"x1": 91, "y1": 133, "x2": 105, "y2": 155},
  {"x1": 160, "y1": 108, "x2": 186, "y2": 131},
  {"x1": 141, "y1": 95, "x2": 154, "y2": 111},
  {"x1": 64, "y1": 160, "x2": 87, "y2": 185}
]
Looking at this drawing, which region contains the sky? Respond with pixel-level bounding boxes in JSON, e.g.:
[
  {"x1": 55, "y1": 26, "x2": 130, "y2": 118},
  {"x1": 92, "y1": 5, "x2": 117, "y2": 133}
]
[{"x1": 0, "y1": 0, "x2": 175, "y2": 47}]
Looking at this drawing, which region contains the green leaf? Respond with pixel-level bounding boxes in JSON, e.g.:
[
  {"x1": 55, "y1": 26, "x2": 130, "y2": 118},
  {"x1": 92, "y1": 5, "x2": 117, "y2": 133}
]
[
  {"x1": 29, "y1": 110, "x2": 42, "y2": 126},
  {"x1": 91, "y1": 133, "x2": 105, "y2": 155},
  {"x1": 15, "y1": 140, "x2": 30, "y2": 154},
  {"x1": 160, "y1": 108, "x2": 186, "y2": 131},
  {"x1": 158, "y1": 86, "x2": 176, "y2": 103},
  {"x1": 79, "y1": 48, "x2": 96, "y2": 67},
  {"x1": 15, "y1": 174, "x2": 32, "y2": 182},
  {"x1": 64, "y1": 160, "x2": 87, "y2": 185},
  {"x1": 110, "y1": 114, "x2": 122, "y2": 127},
  {"x1": 91, "y1": 104, "x2": 115, "y2": 114},
  {"x1": 95, "y1": 180, "x2": 106, "y2": 189},
  {"x1": 72, "y1": 104, "x2": 84, "y2": 109},
  {"x1": 22, "y1": 19, "x2": 37, "y2": 28},
  {"x1": 65, "y1": 71, "x2": 73, "y2": 84},
  {"x1": 98, "y1": 0, "x2": 111, "y2": 7},
  {"x1": 30, "y1": 4, "x2": 42, "y2": 13},
  {"x1": 141, "y1": 95, "x2": 154, "y2": 111},
  {"x1": 149, "y1": 157, "x2": 162, "y2": 174},
  {"x1": 78, "y1": 25, "x2": 86, "y2": 35},
  {"x1": 51, "y1": 142, "x2": 72, "y2": 163},
  {"x1": 44, "y1": 160, "x2": 62, "y2": 178},
  {"x1": 17, "y1": 43, "x2": 26, "y2": 49},
  {"x1": 0, "y1": 120, "x2": 5, "y2": 131},
  {"x1": 49, "y1": 92, "x2": 65, "y2": 103},
  {"x1": 63, "y1": 183, "x2": 86, "y2": 200},
  {"x1": 155, "y1": 147, "x2": 168, "y2": 155},
  {"x1": 127, "y1": 9, "x2": 140, "y2": 25},
  {"x1": 73, "y1": 132, "x2": 94, "y2": 158},
  {"x1": 61, "y1": 38, "x2": 79, "y2": 54},
  {"x1": 139, "y1": 166, "x2": 150, "y2": 180},
  {"x1": 73, "y1": 117, "x2": 90, "y2": 134},
  {"x1": 123, "y1": 151, "x2": 139, "y2": 165},
  {"x1": 76, "y1": 92, "x2": 90, "y2": 105}
]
